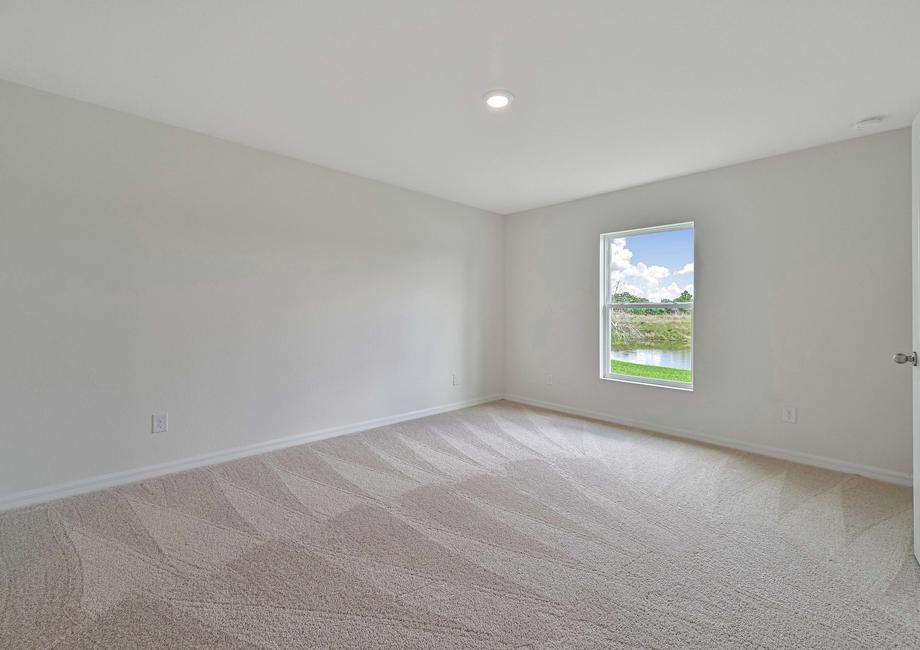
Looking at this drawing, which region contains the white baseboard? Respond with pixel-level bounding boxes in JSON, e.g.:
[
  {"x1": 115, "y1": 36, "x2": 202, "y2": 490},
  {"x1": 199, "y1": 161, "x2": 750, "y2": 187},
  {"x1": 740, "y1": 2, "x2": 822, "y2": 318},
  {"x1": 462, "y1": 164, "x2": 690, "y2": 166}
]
[
  {"x1": 503, "y1": 394, "x2": 912, "y2": 487},
  {"x1": 2, "y1": 391, "x2": 909, "y2": 513},
  {"x1": 0, "y1": 394, "x2": 503, "y2": 513}
]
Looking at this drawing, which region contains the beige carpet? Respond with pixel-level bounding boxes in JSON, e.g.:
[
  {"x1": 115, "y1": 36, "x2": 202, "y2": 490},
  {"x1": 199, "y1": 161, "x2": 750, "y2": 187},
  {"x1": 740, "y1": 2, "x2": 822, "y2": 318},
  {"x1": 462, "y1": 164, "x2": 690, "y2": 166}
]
[{"x1": 2, "y1": 400, "x2": 919, "y2": 648}]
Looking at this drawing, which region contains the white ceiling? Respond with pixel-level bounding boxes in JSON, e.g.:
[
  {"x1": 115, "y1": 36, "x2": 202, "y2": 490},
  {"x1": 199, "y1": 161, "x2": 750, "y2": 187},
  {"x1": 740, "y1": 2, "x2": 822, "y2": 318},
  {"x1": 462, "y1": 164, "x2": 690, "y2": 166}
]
[{"x1": 1, "y1": 1, "x2": 919, "y2": 214}]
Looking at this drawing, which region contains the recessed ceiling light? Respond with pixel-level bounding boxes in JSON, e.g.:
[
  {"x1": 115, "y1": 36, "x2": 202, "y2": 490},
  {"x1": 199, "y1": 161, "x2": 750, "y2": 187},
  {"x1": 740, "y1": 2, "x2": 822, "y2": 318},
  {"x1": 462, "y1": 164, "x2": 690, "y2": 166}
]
[
  {"x1": 852, "y1": 115, "x2": 886, "y2": 130},
  {"x1": 484, "y1": 90, "x2": 514, "y2": 110}
]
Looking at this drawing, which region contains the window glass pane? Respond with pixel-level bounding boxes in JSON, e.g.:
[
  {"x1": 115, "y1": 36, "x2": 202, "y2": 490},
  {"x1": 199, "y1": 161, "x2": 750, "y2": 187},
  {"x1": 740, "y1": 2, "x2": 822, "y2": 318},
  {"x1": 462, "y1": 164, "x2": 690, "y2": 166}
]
[
  {"x1": 610, "y1": 305, "x2": 692, "y2": 384},
  {"x1": 604, "y1": 224, "x2": 693, "y2": 386},
  {"x1": 609, "y1": 229, "x2": 694, "y2": 304}
]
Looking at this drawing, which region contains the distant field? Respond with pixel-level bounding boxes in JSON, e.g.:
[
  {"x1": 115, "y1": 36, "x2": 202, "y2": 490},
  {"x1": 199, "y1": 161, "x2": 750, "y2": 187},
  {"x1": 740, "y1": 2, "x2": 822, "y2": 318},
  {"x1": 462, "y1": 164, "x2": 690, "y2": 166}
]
[
  {"x1": 611, "y1": 360, "x2": 692, "y2": 383},
  {"x1": 611, "y1": 311, "x2": 691, "y2": 349}
]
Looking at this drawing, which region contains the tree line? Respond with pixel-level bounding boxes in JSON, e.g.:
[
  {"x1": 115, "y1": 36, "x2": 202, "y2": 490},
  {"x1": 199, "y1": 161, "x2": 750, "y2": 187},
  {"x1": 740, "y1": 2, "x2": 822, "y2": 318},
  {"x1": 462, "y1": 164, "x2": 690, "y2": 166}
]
[{"x1": 612, "y1": 290, "x2": 692, "y2": 314}]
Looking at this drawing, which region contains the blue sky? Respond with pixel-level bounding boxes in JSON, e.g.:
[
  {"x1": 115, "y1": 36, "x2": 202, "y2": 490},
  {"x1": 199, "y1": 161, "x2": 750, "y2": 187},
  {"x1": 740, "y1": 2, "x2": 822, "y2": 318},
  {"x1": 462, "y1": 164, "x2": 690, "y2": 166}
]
[
  {"x1": 611, "y1": 228, "x2": 694, "y2": 302},
  {"x1": 625, "y1": 229, "x2": 693, "y2": 275}
]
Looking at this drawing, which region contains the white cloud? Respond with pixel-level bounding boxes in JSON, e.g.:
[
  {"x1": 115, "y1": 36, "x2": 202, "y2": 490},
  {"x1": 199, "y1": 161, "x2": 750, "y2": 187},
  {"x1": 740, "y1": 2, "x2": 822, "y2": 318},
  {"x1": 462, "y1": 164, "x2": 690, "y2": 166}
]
[
  {"x1": 618, "y1": 281, "x2": 693, "y2": 303},
  {"x1": 609, "y1": 239, "x2": 693, "y2": 302},
  {"x1": 609, "y1": 237, "x2": 633, "y2": 269}
]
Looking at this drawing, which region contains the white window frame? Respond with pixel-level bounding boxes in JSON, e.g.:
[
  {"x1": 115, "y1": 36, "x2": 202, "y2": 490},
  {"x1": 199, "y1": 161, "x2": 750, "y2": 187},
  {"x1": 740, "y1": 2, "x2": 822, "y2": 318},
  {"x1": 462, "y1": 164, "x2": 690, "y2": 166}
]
[{"x1": 599, "y1": 221, "x2": 694, "y2": 391}]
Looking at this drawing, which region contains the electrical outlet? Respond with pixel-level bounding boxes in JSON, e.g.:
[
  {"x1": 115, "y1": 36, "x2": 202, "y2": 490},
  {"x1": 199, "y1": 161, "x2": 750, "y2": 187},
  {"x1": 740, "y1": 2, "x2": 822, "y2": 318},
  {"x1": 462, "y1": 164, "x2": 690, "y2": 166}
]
[
  {"x1": 152, "y1": 412, "x2": 168, "y2": 434},
  {"x1": 452, "y1": 373, "x2": 461, "y2": 386},
  {"x1": 545, "y1": 373, "x2": 554, "y2": 385},
  {"x1": 781, "y1": 406, "x2": 797, "y2": 424}
]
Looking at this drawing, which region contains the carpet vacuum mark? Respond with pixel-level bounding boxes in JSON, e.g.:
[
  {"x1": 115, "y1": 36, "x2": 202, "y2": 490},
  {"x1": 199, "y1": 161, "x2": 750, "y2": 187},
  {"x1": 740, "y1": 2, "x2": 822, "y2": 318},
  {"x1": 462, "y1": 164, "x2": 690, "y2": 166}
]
[{"x1": 1, "y1": 401, "x2": 918, "y2": 648}]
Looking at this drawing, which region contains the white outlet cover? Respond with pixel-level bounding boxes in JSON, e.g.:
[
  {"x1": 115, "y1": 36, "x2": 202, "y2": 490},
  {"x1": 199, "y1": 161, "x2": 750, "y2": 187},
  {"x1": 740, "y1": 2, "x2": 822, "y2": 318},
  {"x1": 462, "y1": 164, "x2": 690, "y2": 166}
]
[
  {"x1": 781, "y1": 407, "x2": 797, "y2": 424},
  {"x1": 152, "y1": 413, "x2": 168, "y2": 433}
]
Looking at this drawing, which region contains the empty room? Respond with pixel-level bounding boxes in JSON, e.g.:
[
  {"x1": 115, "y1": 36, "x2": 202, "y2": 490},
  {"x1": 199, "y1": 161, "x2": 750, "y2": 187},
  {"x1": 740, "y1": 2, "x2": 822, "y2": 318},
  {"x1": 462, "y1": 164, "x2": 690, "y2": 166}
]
[{"x1": 3, "y1": 2, "x2": 920, "y2": 647}]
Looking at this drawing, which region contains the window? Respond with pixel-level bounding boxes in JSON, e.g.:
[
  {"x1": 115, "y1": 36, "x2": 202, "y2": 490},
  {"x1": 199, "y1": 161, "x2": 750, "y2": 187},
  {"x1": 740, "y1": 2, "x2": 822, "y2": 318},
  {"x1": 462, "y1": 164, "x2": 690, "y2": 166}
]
[{"x1": 600, "y1": 222, "x2": 694, "y2": 389}]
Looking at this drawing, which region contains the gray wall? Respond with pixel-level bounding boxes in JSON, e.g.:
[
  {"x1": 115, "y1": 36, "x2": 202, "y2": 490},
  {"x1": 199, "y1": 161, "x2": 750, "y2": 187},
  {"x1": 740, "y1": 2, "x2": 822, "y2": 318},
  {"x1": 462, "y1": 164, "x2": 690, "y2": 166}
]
[
  {"x1": 0, "y1": 81, "x2": 504, "y2": 500},
  {"x1": 504, "y1": 129, "x2": 912, "y2": 478}
]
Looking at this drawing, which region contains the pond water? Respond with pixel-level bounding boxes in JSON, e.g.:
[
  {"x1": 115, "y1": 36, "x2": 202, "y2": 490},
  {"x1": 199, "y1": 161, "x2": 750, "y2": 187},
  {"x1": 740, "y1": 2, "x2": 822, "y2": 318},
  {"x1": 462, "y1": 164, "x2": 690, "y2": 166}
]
[{"x1": 612, "y1": 348, "x2": 691, "y2": 370}]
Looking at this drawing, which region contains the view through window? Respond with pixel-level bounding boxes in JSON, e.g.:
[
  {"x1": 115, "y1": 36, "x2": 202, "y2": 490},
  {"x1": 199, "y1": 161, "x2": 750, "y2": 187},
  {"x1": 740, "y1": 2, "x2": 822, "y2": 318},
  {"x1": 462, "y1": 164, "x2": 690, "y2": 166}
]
[{"x1": 601, "y1": 223, "x2": 694, "y2": 389}]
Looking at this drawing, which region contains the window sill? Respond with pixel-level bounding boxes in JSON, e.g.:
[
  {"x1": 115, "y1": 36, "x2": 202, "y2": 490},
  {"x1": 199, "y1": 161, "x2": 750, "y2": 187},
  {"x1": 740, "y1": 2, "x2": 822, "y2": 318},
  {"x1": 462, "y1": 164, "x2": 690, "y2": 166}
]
[{"x1": 601, "y1": 374, "x2": 694, "y2": 391}]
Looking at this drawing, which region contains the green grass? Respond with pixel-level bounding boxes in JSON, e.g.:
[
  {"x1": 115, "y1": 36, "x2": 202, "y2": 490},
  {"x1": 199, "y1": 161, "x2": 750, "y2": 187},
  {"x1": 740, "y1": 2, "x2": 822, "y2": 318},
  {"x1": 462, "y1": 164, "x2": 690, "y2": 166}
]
[{"x1": 611, "y1": 359, "x2": 692, "y2": 383}]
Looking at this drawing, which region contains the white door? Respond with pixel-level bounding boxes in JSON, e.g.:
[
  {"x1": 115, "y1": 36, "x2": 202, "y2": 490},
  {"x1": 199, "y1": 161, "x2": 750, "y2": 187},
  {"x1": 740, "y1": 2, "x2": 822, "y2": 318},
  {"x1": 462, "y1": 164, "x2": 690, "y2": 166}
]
[{"x1": 913, "y1": 112, "x2": 920, "y2": 564}]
